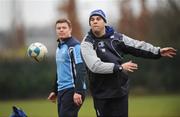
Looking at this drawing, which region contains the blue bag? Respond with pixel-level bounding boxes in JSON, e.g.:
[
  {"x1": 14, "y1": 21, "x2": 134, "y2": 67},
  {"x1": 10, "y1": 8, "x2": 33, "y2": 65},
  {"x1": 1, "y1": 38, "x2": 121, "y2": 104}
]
[{"x1": 10, "y1": 106, "x2": 27, "y2": 117}]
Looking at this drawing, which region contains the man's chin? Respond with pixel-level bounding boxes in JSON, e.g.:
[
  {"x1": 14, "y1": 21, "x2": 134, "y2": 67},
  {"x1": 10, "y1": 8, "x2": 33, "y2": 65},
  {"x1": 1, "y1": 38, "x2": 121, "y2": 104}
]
[
  {"x1": 59, "y1": 36, "x2": 66, "y2": 39},
  {"x1": 93, "y1": 29, "x2": 101, "y2": 34},
  {"x1": 93, "y1": 28, "x2": 100, "y2": 32},
  {"x1": 93, "y1": 27, "x2": 100, "y2": 31}
]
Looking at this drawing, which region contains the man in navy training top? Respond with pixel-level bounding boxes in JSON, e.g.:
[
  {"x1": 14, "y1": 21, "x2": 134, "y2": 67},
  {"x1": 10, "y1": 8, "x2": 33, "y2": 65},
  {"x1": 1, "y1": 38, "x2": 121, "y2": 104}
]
[{"x1": 81, "y1": 9, "x2": 176, "y2": 117}]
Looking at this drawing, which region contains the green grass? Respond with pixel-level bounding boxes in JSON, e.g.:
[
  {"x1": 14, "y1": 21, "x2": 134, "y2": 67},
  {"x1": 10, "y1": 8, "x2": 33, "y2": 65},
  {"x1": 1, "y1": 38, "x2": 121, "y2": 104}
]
[
  {"x1": 129, "y1": 95, "x2": 180, "y2": 117},
  {"x1": 0, "y1": 95, "x2": 180, "y2": 117}
]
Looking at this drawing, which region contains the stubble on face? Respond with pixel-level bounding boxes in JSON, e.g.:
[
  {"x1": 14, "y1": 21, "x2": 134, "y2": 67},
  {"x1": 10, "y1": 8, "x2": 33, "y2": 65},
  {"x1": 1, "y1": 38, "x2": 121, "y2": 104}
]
[
  {"x1": 90, "y1": 16, "x2": 106, "y2": 38},
  {"x1": 56, "y1": 23, "x2": 72, "y2": 40}
]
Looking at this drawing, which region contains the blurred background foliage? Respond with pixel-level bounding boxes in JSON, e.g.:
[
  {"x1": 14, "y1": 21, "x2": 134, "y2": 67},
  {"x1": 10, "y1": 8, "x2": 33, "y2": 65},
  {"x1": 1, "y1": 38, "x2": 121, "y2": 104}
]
[
  {"x1": 0, "y1": 0, "x2": 180, "y2": 99},
  {"x1": 0, "y1": 58, "x2": 56, "y2": 99}
]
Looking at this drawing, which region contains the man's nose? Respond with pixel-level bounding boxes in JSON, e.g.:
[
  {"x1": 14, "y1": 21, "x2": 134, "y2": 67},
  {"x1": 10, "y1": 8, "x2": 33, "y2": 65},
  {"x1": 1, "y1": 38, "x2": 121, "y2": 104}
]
[
  {"x1": 93, "y1": 20, "x2": 98, "y2": 24},
  {"x1": 60, "y1": 28, "x2": 63, "y2": 32}
]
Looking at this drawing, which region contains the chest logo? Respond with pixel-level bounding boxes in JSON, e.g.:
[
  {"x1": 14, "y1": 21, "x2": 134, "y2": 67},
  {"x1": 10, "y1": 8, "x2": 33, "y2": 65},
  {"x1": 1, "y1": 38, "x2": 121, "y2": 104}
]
[{"x1": 98, "y1": 41, "x2": 105, "y2": 48}]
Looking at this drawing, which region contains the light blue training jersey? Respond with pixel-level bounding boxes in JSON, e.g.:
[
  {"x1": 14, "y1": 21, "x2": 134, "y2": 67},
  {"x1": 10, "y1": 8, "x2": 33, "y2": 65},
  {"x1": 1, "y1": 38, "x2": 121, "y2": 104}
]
[{"x1": 56, "y1": 37, "x2": 83, "y2": 91}]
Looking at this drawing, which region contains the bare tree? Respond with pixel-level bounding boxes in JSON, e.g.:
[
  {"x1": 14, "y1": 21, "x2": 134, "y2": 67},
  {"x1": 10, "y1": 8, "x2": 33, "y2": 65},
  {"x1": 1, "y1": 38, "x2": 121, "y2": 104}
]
[
  {"x1": 135, "y1": 0, "x2": 151, "y2": 41},
  {"x1": 118, "y1": 0, "x2": 136, "y2": 37},
  {"x1": 10, "y1": 0, "x2": 25, "y2": 49},
  {"x1": 58, "y1": 0, "x2": 83, "y2": 40}
]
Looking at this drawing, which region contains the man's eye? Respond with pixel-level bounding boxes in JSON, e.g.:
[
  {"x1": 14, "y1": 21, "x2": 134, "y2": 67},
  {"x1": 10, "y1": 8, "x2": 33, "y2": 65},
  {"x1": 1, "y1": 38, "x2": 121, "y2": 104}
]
[
  {"x1": 97, "y1": 17, "x2": 101, "y2": 21},
  {"x1": 62, "y1": 27, "x2": 67, "y2": 29},
  {"x1": 90, "y1": 18, "x2": 94, "y2": 21}
]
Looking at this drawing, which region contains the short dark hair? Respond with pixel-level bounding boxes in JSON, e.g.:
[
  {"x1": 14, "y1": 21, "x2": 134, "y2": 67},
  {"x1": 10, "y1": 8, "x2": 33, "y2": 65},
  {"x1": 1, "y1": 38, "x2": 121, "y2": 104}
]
[{"x1": 55, "y1": 18, "x2": 72, "y2": 28}]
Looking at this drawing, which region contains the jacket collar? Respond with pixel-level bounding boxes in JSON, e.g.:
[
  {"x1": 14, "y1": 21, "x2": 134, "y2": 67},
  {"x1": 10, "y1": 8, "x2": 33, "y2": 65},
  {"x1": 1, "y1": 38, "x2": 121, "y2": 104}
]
[{"x1": 58, "y1": 37, "x2": 72, "y2": 48}]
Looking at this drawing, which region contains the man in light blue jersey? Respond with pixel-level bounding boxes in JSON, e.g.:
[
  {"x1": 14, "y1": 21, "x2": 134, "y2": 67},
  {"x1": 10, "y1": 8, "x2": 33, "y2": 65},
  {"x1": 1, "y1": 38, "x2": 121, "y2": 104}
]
[{"x1": 48, "y1": 18, "x2": 87, "y2": 117}]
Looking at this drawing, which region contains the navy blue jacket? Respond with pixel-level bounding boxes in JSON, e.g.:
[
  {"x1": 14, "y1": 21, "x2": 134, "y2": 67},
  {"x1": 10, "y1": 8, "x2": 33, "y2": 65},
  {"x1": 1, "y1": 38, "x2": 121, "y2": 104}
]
[{"x1": 81, "y1": 26, "x2": 161, "y2": 99}]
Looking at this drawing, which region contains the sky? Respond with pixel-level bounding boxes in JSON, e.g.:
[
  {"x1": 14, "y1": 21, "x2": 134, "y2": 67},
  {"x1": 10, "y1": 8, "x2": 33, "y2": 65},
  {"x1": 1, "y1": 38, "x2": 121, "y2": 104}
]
[
  {"x1": 0, "y1": 0, "x2": 158, "y2": 30},
  {"x1": 0, "y1": 0, "x2": 59, "y2": 29}
]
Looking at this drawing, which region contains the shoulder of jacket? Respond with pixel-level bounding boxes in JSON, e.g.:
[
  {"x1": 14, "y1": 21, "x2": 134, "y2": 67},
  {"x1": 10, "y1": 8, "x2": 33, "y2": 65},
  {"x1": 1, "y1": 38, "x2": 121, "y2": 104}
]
[
  {"x1": 113, "y1": 32, "x2": 123, "y2": 39},
  {"x1": 83, "y1": 34, "x2": 94, "y2": 44},
  {"x1": 67, "y1": 37, "x2": 80, "y2": 48}
]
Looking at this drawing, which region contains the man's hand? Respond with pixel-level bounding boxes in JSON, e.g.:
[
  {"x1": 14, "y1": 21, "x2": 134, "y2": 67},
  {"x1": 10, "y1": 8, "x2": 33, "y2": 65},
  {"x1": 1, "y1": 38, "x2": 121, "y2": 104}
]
[
  {"x1": 160, "y1": 47, "x2": 177, "y2": 58},
  {"x1": 73, "y1": 93, "x2": 83, "y2": 106},
  {"x1": 121, "y1": 61, "x2": 138, "y2": 72},
  {"x1": 47, "y1": 92, "x2": 57, "y2": 103}
]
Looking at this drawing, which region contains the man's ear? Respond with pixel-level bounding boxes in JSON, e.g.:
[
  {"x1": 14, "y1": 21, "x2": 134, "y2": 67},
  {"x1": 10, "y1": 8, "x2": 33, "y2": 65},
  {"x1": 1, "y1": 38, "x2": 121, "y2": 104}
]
[{"x1": 70, "y1": 27, "x2": 72, "y2": 32}]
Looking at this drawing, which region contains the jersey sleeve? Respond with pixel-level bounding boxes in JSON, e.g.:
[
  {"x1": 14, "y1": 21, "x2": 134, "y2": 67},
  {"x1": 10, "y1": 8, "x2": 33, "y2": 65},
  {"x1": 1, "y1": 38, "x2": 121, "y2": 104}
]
[{"x1": 73, "y1": 44, "x2": 83, "y2": 64}]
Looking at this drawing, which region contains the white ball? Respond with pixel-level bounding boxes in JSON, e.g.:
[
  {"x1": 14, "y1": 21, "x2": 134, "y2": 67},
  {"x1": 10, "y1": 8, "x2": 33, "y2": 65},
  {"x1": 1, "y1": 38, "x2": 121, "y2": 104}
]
[{"x1": 27, "y1": 42, "x2": 48, "y2": 62}]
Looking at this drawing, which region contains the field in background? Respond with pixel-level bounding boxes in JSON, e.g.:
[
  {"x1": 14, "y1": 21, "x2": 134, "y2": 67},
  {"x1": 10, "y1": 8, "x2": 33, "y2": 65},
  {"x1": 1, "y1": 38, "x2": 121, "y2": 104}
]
[{"x1": 1, "y1": 95, "x2": 180, "y2": 117}]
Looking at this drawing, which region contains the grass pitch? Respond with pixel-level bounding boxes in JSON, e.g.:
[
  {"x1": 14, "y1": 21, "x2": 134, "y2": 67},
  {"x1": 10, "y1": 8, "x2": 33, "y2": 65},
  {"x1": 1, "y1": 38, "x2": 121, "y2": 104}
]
[{"x1": 0, "y1": 95, "x2": 180, "y2": 117}]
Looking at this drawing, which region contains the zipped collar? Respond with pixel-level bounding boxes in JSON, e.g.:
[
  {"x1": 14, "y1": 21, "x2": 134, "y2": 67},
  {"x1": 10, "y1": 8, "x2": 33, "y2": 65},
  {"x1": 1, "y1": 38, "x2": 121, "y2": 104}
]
[
  {"x1": 58, "y1": 37, "x2": 79, "y2": 48},
  {"x1": 58, "y1": 37, "x2": 72, "y2": 48}
]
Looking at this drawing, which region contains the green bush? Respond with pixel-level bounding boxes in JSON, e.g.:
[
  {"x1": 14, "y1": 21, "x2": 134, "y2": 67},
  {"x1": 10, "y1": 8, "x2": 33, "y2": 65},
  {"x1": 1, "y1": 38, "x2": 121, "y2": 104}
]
[
  {"x1": 0, "y1": 54, "x2": 179, "y2": 100},
  {"x1": 0, "y1": 58, "x2": 56, "y2": 99}
]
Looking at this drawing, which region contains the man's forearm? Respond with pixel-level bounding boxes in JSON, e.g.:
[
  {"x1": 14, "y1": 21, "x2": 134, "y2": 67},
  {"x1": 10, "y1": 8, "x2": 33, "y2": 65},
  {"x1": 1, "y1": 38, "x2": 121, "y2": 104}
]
[{"x1": 81, "y1": 41, "x2": 115, "y2": 74}]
